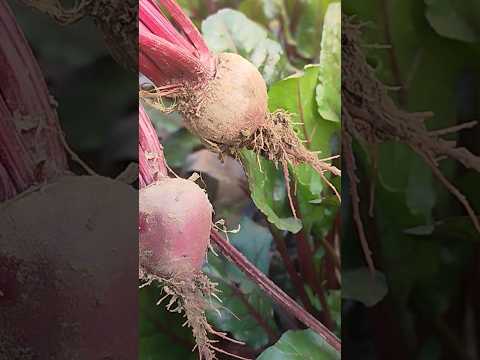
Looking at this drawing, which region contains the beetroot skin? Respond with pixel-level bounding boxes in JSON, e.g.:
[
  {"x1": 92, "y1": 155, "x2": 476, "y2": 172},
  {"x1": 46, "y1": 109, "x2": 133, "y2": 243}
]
[
  {"x1": 139, "y1": 177, "x2": 213, "y2": 276},
  {"x1": 139, "y1": 177, "x2": 220, "y2": 360},
  {"x1": 183, "y1": 52, "x2": 268, "y2": 146}
]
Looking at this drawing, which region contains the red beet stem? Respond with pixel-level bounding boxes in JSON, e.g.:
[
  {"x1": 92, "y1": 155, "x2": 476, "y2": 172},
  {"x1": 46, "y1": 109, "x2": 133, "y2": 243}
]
[
  {"x1": 139, "y1": 0, "x2": 214, "y2": 87},
  {"x1": 0, "y1": 162, "x2": 16, "y2": 200},
  {"x1": 141, "y1": 0, "x2": 195, "y2": 53},
  {"x1": 0, "y1": 105, "x2": 35, "y2": 195},
  {"x1": 139, "y1": 104, "x2": 168, "y2": 187},
  {"x1": 140, "y1": 30, "x2": 210, "y2": 86},
  {"x1": 156, "y1": 0, "x2": 211, "y2": 61},
  {"x1": 0, "y1": 1, "x2": 68, "y2": 200}
]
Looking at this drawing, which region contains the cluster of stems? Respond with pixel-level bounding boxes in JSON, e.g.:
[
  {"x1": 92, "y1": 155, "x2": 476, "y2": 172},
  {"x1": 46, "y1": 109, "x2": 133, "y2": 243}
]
[{"x1": 0, "y1": 1, "x2": 67, "y2": 201}]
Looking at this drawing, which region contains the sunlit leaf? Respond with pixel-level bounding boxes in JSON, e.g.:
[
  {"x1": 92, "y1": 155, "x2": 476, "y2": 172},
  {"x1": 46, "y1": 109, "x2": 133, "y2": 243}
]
[
  {"x1": 241, "y1": 150, "x2": 302, "y2": 233},
  {"x1": 258, "y1": 329, "x2": 340, "y2": 359},
  {"x1": 201, "y1": 8, "x2": 288, "y2": 84},
  {"x1": 316, "y1": 2, "x2": 341, "y2": 123}
]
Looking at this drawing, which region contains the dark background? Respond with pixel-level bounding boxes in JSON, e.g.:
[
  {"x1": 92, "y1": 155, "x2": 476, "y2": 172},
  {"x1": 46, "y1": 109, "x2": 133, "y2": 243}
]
[
  {"x1": 1, "y1": 1, "x2": 139, "y2": 358},
  {"x1": 343, "y1": 1, "x2": 480, "y2": 360},
  {"x1": 9, "y1": 0, "x2": 137, "y2": 177}
]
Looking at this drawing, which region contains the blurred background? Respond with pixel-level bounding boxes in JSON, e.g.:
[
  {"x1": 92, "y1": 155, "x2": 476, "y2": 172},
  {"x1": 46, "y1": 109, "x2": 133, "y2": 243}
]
[
  {"x1": 343, "y1": 1, "x2": 480, "y2": 359},
  {"x1": 9, "y1": 0, "x2": 137, "y2": 178}
]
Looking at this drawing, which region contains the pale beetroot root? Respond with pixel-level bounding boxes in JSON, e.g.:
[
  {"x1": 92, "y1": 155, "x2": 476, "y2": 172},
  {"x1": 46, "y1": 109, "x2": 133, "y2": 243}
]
[
  {"x1": 0, "y1": 175, "x2": 138, "y2": 359},
  {"x1": 139, "y1": 0, "x2": 341, "y2": 207},
  {"x1": 180, "y1": 52, "x2": 268, "y2": 147}
]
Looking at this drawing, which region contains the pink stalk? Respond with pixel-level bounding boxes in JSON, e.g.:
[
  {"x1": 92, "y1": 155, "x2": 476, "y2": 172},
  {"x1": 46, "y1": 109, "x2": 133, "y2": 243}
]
[
  {"x1": 0, "y1": 100, "x2": 35, "y2": 195},
  {"x1": 0, "y1": 163, "x2": 16, "y2": 200},
  {"x1": 211, "y1": 231, "x2": 342, "y2": 352},
  {"x1": 139, "y1": 104, "x2": 168, "y2": 187},
  {"x1": 141, "y1": 0, "x2": 195, "y2": 52},
  {"x1": 139, "y1": 0, "x2": 215, "y2": 87},
  {"x1": 140, "y1": 30, "x2": 208, "y2": 85},
  {"x1": 155, "y1": 0, "x2": 211, "y2": 60},
  {"x1": 0, "y1": 1, "x2": 68, "y2": 200}
]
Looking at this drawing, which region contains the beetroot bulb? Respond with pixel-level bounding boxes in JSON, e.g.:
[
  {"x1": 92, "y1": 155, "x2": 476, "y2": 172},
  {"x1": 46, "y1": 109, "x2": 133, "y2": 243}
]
[
  {"x1": 139, "y1": 105, "x2": 241, "y2": 360},
  {"x1": 139, "y1": 0, "x2": 341, "y2": 211},
  {"x1": 139, "y1": 104, "x2": 212, "y2": 277}
]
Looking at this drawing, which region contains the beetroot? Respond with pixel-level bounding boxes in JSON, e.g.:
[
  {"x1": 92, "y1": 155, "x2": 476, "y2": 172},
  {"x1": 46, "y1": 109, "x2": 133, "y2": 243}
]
[
  {"x1": 139, "y1": 177, "x2": 212, "y2": 276},
  {"x1": 137, "y1": 31, "x2": 342, "y2": 356},
  {"x1": 139, "y1": 0, "x2": 340, "y2": 212},
  {"x1": 139, "y1": 177, "x2": 225, "y2": 360},
  {"x1": 138, "y1": 107, "x2": 232, "y2": 360},
  {"x1": 183, "y1": 52, "x2": 268, "y2": 146}
]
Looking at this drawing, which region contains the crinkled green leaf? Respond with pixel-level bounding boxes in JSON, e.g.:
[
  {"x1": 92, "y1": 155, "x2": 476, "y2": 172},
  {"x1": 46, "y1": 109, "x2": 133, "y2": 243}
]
[
  {"x1": 316, "y1": 2, "x2": 341, "y2": 123},
  {"x1": 425, "y1": 0, "x2": 480, "y2": 42},
  {"x1": 342, "y1": 268, "x2": 388, "y2": 307},
  {"x1": 270, "y1": 65, "x2": 338, "y2": 154},
  {"x1": 294, "y1": 0, "x2": 325, "y2": 59},
  {"x1": 238, "y1": 0, "x2": 270, "y2": 26},
  {"x1": 269, "y1": 65, "x2": 339, "y2": 186},
  {"x1": 269, "y1": 65, "x2": 339, "y2": 231},
  {"x1": 242, "y1": 65, "x2": 339, "y2": 233},
  {"x1": 204, "y1": 217, "x2": 278, "y2": 349},
  {"x1": 201, "y1": 8, "x2": 287, "y2": 84},
  {"x1": 258, "y1": 329, "x2": 340, "y2": 360},
  {"x1": 241, "y1": 150, "x2": 302, "y2": 233}
]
